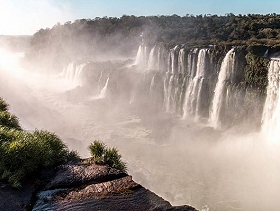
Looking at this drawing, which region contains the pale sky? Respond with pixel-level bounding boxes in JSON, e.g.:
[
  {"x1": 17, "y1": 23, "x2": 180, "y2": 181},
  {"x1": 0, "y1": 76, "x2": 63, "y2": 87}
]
[{"x1": 1, "y1": 0, "x2": 280, "y2": 35}]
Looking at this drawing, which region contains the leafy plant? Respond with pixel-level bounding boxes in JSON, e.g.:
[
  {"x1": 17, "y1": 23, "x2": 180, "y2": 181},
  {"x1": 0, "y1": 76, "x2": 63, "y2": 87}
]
[
  {"x1": 0, "y1": 129, "x2": 79, "y2": 188},
  {"x1": 0, "y1": 98, "x2": 8, "y2": 112},
  {"x1": 0, "y1": 98, "x2": 80, "y2": 188},
  {"x1": 104, "y1": 147, "x2": 127, "y2": 173},
  {"x1": 88, "y1": 140, "x2": 127, "y2": 173},
  {"x1": 0, "y1": 111, "x2": 21, "y2": 130},
  {"x1": 88, "y1": 140, "x2": 106, "y2": 163}
]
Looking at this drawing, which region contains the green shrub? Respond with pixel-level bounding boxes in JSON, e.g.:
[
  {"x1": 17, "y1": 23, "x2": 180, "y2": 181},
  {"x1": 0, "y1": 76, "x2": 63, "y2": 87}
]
[
  {"x1": 0, "y1": 127, "x2": 80, "y2": 188},
  {"x1": 0, "y1": 111, "x2": 21, "y2": 130},
  {"x1": 104, "y1": 147, "x2": 127, "y2": 173},
  {"x1": 0, "y1": 98, "x2": 8, "y2": 112},
  {"x1": 88, "y1": 140, "x2": 106, "y2": 163},
  {"x1": 0, "y1": 98, "x2": 80, "y2": 188},
  {"x1": 0, "y1": 98, "x2": 21, "y2": 130},
  {"x1": 88, "y1": 140, "x2": 127, "y2": 173},
  {"x1": 32, "y1": 130, "x2": 71, "y2": 166}
]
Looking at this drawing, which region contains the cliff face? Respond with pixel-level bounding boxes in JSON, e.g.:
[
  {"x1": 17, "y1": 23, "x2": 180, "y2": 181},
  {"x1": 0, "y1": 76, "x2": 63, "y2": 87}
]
[{"x1": 0, "y1": 159, "x2": 197, "y2": 211}]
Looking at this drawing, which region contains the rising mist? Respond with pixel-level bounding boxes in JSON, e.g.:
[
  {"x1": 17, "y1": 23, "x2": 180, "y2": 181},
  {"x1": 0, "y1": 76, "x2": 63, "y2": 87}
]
[{"x1": 0, "y1": 24, "x2": 280, "y2": 211}]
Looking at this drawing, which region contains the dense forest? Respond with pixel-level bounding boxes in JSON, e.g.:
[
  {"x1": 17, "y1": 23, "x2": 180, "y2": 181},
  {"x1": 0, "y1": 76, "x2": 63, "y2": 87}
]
[{"x1": 25, "y1": 13, "x2": 280, "y2": 70}]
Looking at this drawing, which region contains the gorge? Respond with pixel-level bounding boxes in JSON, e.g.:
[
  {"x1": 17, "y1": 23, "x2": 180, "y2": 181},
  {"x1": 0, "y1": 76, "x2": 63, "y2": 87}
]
[{"x1": 1, "y1": 14, "x2": 280, "y2": 210}]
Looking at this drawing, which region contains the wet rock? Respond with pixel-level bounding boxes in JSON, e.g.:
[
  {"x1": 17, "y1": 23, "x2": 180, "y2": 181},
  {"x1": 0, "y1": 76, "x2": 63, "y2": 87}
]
[
  {"x1": 34, "y1": 176, "x2": 195, "y2": 211},
  {"x1": 47, "y1": 160, "x2": 126, "y2": 189},
  {"x1": 0, "y1": 159, "x2": 197, "y2": 211}
]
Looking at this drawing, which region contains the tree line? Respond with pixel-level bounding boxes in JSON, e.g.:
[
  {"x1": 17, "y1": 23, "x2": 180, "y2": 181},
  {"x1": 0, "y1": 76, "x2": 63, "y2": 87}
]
[{"x1": 25, "y1": 13, "x2": 280, "y2": 70}]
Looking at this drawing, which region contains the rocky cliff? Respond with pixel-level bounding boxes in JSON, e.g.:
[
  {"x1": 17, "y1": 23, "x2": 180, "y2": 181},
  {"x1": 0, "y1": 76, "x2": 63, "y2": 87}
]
[{"x1": 0, "y1": 159, "x2": 197, "y2": 211}]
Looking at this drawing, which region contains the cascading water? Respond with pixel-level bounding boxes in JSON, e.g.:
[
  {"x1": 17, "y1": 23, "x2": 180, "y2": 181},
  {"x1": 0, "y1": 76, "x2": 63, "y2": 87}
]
[
  {"x1": 3, "y1": 41, "x2": 279, "y2": 211},
  {"x1": 74, "y1": 64, "x2": 86, "y2": 86},
  {"x1": 99, "y1": 77, "x2": 109, "y2": 99},
  {"x1": 89, "y1": 77, "x2": 110, "y2": 101},
  {"x1": 62, "y1": 62, "x2": 74, "y2": 80},
  {"x1": 261, "y1": 59, "x2": 280, "y2": 142},
  {"x1": 134, "y1": 45, "x2": 147, "y2": 68},
  {"x1": 147, "y1": 45, "x2": 157, "y2": 70},
  {"x1": 209, "y1": 48, "x2": 235, "y2": 129},
  {"x1": 63, "y1": 62, "x2": 86, "y2": 86},
  {"x1": 163, "y1": 45, "x2": 180, "y2": 113},
  {"x1": 178, "y1": 48, "x2": 186, "y2": 74},
  {"x1": 183, "y1": 49, "x2": 209, "y2": 120},
  {"x1": 150, "y1": 76, "x2": 155, "y2": 92}
]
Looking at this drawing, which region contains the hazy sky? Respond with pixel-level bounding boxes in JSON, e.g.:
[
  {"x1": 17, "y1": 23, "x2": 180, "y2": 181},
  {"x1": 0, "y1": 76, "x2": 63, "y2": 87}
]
[{"x1": 1, "y1": 0, "x2": 280, "y2": 35}]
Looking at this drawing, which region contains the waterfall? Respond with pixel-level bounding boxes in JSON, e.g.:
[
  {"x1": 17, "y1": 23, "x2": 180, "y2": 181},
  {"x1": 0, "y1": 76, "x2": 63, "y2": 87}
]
[
  {"x1": 178, "y1": 48, "x2": 186, "y2": 74},
  {"x1": 135, "y1": 44, "x2": 166, "y2": 72},
  {"x1": 261, "y1": 59, "x2": 280, "y2": 142},
  {"x1": 209, "y1": 48, "x2": 235, "y2": 129},
  {"x1": 64, "y1": 62, "x2": 75, "y2": 80},
  {"x1": 135, "y1": 45, "x2": 147, "y2": 68},
  {"x1": 99, "y1": 77, "x2": 109, "y2": 99},
  {"x1": 150, "y1": 76, "x2": 155, "y2": 92},
  {"x1": 148, "y1": 45, "x2": 156, "y2": 70},
  {"x1": 183, "y1": 49, "x2": 209, "y2": 120},
  {"x1": 163, "y1": 46, "x2": 181, "y2": 113},
  {"x1": 190, "y1": 49, "x2": 200, "y2": 78},
  {"x1": 171, "y1": 45, "x2": 180, "y2": 74},
  {"x1": 157, "y1": 46, "x2": 161, "y2": 71},
  {"x1": 63, "y1": 62, "x2": 86, "y2": 86},
  {"x1": 89, "y1": 77, "x2": 110, "y2": 101},
  {"x1": 74, "y1": 63, "x2": 86, "y2": 86},
  {"x1": 165, "y1": 73, "x2": 175, "y2": 112}
]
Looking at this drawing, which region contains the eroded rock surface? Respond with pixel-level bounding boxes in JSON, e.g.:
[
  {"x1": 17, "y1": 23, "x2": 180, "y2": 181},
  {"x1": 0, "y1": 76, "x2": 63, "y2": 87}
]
[
  {"x1": 0, "y1": 159, "x2": 197, "y2": 211},
  {"x1": 46, "y1": 160, "x2": 126, "y2": 189}
]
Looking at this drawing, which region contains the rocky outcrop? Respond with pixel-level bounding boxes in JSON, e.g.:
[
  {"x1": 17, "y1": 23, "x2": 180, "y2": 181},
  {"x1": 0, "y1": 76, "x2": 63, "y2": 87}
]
[
  {"x1": 0, "y1": 159, "x2": 197, "y2": 211},
  {"x1": 45, "y1": 161, "x2": 126, "y2": 189}
]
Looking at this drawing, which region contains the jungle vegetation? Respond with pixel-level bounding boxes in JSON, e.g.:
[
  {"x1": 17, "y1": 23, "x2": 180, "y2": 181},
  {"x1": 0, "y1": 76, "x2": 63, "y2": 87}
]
[
  {"x1": 25, "y1": 13, "x2": 280, "y2": 67},
  {"x1": 0, "y1": 98, "x2": 79, "y2": 188}
]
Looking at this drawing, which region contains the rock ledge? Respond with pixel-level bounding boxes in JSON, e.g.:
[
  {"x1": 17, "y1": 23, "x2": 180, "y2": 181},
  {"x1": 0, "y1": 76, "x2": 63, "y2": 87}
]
[{"x1": 0, "y1": 159, "x2": 197, "y2": 211}]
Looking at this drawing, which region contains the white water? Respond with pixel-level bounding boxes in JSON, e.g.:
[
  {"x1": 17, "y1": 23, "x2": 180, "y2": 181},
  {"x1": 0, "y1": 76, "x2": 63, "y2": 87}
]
[
  {"x1": 171, "y1": 46, "x2": 179, "y2": 74},
  {"x1": 163, "y1": 46, "x2": 181, "y2": 113},
  {"x1": 2, "y1": 46, "x2": 280, "y2": 211},
  {"x1": 99, "y1": 77, "x2": 109, "y2": 99},
  {"x1": 183, "y1": 49, "x2": 208, "y2": 120},
  {"x1": 261, "y1": 59, "x2": 280, "y2": 143},
  {"x1": 149, "y1": 76, "x2": 155, "y2": 92},
  {"x1": 134, "y1": 45, "x2": 147, "y2": 68},
  {"x1": 63, "y1": 62, "x2": 86, "y2": 87},
  {"x1": 187, "y1": 48, "x2": 199, "y2": 79},
  {"x1": 147, "y1": 45, "x2": 156, "y2": 70},
  {"x1": 209, "y1": 48, "x2": 235, "y2": 129},
  {"x1": 89, "y1": 77, "x2": 110, "y2": 101},
  {"x1": 178, "y1": 48, "x2": 186, "y2": 74}
]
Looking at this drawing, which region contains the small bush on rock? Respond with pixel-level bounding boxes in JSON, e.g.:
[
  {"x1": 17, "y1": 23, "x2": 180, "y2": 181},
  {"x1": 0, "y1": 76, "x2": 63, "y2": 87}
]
[
  {"x1": 104, "y1": 147, "x2": 127, "y2": 173},
  {"x1": 88, "y1": 140, "x2": 127, "y2": 173},
  {"x1": 88, "y1": 140, "x2": 106, "y2": 163}
]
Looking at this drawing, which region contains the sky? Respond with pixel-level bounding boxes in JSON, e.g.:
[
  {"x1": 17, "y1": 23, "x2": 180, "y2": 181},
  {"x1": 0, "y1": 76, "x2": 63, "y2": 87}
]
[{"x1": 1, "y1": 0, "x2": 280, "y2": 35}]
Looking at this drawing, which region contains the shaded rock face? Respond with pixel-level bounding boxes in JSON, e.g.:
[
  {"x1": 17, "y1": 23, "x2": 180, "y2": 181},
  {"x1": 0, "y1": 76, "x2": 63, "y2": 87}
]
[
  {"x1": 0, "y1": 180, "x2": 35, "y2": 211},
  {"x1": 0, "y1": 159, "x2": 197, "y2": 211}
]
